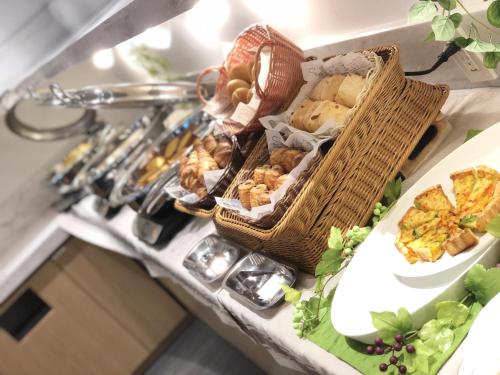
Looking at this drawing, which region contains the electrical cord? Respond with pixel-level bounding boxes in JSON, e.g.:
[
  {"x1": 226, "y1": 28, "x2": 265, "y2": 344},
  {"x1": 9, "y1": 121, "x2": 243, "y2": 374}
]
[{"x1": 405, "y1": 42, "x2": 462, "y2": 76}]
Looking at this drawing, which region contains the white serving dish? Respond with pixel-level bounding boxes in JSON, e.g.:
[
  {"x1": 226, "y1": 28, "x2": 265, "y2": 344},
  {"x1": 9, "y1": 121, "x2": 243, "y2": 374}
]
[{"x1": 332, "y1": 123, "x2": 500, "y2": 344}]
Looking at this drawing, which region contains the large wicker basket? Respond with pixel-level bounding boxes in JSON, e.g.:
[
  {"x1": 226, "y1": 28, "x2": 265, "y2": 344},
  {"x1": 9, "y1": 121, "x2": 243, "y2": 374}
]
[
  {"x1": 197, "y1": 24, "x2": 305, "y2": 135},
  {"x1": 214, "y1": 45, "x2": 450, "y2": 274}
]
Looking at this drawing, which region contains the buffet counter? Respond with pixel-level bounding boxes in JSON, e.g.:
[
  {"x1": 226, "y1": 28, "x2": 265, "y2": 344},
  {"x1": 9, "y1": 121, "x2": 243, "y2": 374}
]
[{"x1": 2, "y1": 87, "x2": 500, "y2": 374}]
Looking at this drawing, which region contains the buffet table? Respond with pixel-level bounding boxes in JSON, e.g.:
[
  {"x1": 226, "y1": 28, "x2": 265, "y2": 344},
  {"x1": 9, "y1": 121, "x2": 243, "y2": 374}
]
[{"x1": 2, "y1": 87, "x2": 499, "y2": 375}]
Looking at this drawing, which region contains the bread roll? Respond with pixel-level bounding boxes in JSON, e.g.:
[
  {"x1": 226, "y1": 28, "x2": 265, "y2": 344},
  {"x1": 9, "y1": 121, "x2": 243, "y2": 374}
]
[
  {"x1": 238, "y1": 180, "x2": 255, "y2": 209},
  {"x1": 253, "y1": 164, "x2": 270, "y2": 185},
  {"x1": 232, "y1": 87, "x2": 250, "y2": 106},
  {"x1": 309, "y1": 74, "x2": 345, "y2": 101},
  {"x1": 229, "y1": 63, "x2": 252, "y2": 82},
  {"x1": 290, "y1": 99, "x2": 314, "y2": 130},
  {"x1": 335, "y1": 73, "x2": 366, "y2": 108},
  {"x1": 305, "y1": 100, "x2": 349, "y2": 132},
  {"x1": 226, "y1": 79, "x2": 250, "y2": 96},
  {"x1": 250, "y1": 184, "x2": 269, "y2": 208},
  {"x1": 263, "y1": 165, "x2": 284, "y2": 190}
]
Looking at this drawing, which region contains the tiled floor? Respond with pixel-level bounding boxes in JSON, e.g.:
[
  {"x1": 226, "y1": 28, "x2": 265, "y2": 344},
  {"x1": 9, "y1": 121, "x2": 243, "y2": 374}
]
[{"x1": 146, "y1": 319, "x2": 266, "y2": 375}]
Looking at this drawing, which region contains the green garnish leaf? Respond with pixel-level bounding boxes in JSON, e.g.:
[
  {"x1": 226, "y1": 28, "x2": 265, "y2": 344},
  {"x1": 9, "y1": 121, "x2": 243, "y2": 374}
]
[
  {"x1": 281, "y1": 285, "x2": 302, "y2": 305},
  {"x1": 384, "y1": 177, "x2": 403, "y2": 206},
  {"x1": 419, "y1": 319, "x2": 455, "y2": 352},
  {"x1": 435, "y1": 301, "x2": 469, "y2": 327},
  {"x1": 370, "y1": 307, "x2": 413, "y2": 343},
  {"x1": 314, "y1": 276, "x2": 325, "y2": 293},
  {"x1": 449, "y1": 12, "x2": 462, "y2": 28},
  {"x1": 438, "y1": 0, "x2": 456, "y2": 11},
  {"x1": 483, "y1": 52, "x2": 500, "y2": 69},
  {"x1": 425, "y1": 31, "x2": 436, "y2": 41},
  {"x1": 315, "y1": 248, "x2": 343, "y2": 277},
  {"x1": 464, "y1": 129, "x2": 482, "y2": 142},
  {"x1": 459, "y1": 214, "x2": 477, "y2": 228},
  {"x1": 432, "y1": 15, "x2": 456, "y2": 41},
  {"x1": 486, "y1": 214, "x2": 500, "y2": 238},
  {"x1": 409, "y1": 1, "x2": 438, "y2": 22},
  {"x1": 454, "y1": 36, "x2": 473, "y2": 48},
  {"x1": 487, "y1": 0, "x2": 500, "y2": 28},
  {"x1": 464, "y1": 264, "x2": 500, "y2": 305},
  {"x1": 327, "y1": 227, "x2": 344, "y2": 251},
  {"x1": 465, "y1": 39, "x2": 497, "y2": 53}
]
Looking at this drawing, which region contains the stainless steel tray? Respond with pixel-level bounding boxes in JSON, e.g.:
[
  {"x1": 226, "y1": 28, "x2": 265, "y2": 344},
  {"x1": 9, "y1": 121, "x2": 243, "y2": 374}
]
[{"x1": 223, "y1": 253, "x2": 297, "y2": 310}]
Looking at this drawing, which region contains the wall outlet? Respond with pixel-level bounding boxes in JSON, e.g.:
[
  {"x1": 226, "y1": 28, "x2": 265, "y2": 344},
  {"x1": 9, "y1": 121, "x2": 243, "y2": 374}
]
[{"x1": 452, "y1": 49, "x2": 498, "y2": 82}]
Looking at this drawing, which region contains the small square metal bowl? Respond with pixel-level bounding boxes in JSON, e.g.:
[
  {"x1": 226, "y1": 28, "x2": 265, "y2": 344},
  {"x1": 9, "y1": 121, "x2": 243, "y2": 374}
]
[
  {"x1": 183, "y1": 234, "x2": 241, "y2": 284},
  {"x1": 222, "y1": 253, "x2": 297, "y2": 310}
]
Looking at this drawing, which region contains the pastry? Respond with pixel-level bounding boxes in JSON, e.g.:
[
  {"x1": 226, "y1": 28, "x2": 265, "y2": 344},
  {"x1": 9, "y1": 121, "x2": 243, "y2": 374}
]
[
  {"x1": 213, "y1": 143, "x2": 232, "y2": 168},
  {"x1": 335, "y1": 73, "x2": 366, "y2": 108},
  {"x1": 309, "y1": 74, "x2": 345, "y2": 101},
  {"x1": 229, "y1": 63, "x2": 252, "y2": 82},
  {"x1": 414, "y1": 185, "x2": 454, "y2": 212},
  {"x1": 232, "y1": 87, "x2": 250, "y2": 106},
  {"x1": 250, "y1": 184, "x2": 269, "y2": 208},
  {"x1": 270, "y1": 148, "x2": 287, "y2": 167},
  {"x1": 274, "y1": 174, "x2": 289, "y2": 190},
  {"x1": 281, "y1": 149, "x2": 306, "y2": 173},
  {"x1": 304, "y1": 100, "x2": 349, "y2": 132},
  {"x1": 263, "y1": 165, "x2": 284, "y2": 190},
  {"x1": 196, "y1": 154, "x2": 219, "y2": 182},
  {"x1": 202, "y1": 134, "x2": 218, "y2": 154},
  {"x1": 253, "y1": 164, "x2": 271, "y2": 185},
  {"x1": 443, "y1": 228, "x2": 479, "y2": 256},
  {"x1": 290, "y1": 99, "x2": 314, "y2": 130},
  {"x1": 238, "y1": 180, "x2": 256, "y2": 209},
  {"x1": 226, "y1": 79, "x2": 250, "y2": 96}
]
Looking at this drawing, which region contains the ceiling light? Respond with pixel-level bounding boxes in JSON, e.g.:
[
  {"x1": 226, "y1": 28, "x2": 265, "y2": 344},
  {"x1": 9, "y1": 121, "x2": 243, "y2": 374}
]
[{"x1": 92, "y1": 49, "x2": 115, "y2": 69}]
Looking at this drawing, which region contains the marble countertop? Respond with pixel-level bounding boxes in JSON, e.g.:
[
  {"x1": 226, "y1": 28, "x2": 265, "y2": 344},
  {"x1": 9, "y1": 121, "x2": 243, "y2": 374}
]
[{"x1": 2, "y1": 87, "x2": 500, "y2": 373}]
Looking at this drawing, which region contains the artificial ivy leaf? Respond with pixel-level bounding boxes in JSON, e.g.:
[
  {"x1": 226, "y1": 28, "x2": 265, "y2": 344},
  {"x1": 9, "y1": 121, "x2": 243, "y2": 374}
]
[
  {"x1": 314, "y1": 275, "x2": 324, "y2": 293},
  {"x1": 438, "y1": 0, "x2": 456, "y2": 11},
  {"x1": 328, "y1": 227, "x2": 344, "y2": 251},
  {"x1": 281, "y1": 284, "x2": 302, "y2": 305},
  {"x1": 454, "y1": 36, "x2": 473, "y2": 48},
  {"x1": 409, "y1": 1, "x2": 438, "y2": 22},
  {"x1": 405, "y1": 339, "x2": 435, "y2": 373},
  {"x1": 465, "y1": 39, "x2": 497, "y2": 53},
  {"x1": 384, "y1": 177, "x2": 402, "y2": 205},
  {"x1": 424, "y1": 30, "x2": 436, "y2": 41},
  {"x1": 464, "y1": 129, "x2": 482, "y2": 142},
  {"x1": 483, "y1": 52, "x2": 500, "y2": 69},
  {"x1": 432, "y1": 15, "x2": 456, "y2": 41},
  {"x1": 464, "y1": 264, "x2": 500, "y2": 305},
  {"x1": 486, "y1": 214, "x2": 500, "y2": 238},
  {"x1": 315, "y1": 248, "x2": 343, "y2": 277},
  {"x1": 487, "y1": 0, "x2": 500, "y2": 28},
  {"x1": 435, "y1": 301, "x2": 469, "y2": 327},
  {"x1": 449, "y1": 13, "x2": 463, "y2": 28},
  {"x1": 419, "y1": 319, "x2": 455, "y2": 352},
  {"x1": 370, "y1": 307, "x2": 413, "y2": 343}
]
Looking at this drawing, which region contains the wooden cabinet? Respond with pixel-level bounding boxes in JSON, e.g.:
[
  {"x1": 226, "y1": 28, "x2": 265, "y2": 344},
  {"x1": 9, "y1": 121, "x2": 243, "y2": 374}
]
[{"x1": 0, "y1": 238, "x2": 188, "y2": 375}]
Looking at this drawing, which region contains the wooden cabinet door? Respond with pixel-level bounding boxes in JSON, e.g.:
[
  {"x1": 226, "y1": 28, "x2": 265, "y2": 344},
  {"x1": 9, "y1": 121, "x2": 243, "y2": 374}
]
[
  {"x1": 52, "y1": 238, "x2": 188, "y2": 351},
  {"x1": 0, "y1": 262, "x2": 148, "y2": 375}
]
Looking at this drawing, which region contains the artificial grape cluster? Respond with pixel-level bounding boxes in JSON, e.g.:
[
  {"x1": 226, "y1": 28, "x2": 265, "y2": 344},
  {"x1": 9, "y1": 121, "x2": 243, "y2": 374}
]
[
  {"x1": 343, "y1": 226, "x2": 371, "y2": 257},
  {"x1": 372, "y1": 202, "x2": 389, "y2": 226},
  {"x1": 366, "y1": 335, "x2": 415, "y2": 374}
]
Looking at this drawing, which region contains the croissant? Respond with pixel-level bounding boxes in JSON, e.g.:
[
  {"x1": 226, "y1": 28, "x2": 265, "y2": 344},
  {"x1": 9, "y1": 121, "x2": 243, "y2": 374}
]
[
  {"x1": 274, "y1": 174, "x2": 289, "y2": 190},
  {"x1": 264, "y1": 165, "x2": 284, "y2": 190},
  {"x1": 270, "y1": 148, "x2": 306, "y2": 173},
  {"x1": 250, "y1": 184, "x2": 269, "y2": 208},
  {"x1": 253, "y1": 164, "x2": 271, "y2": 185},
  {"x1": 202, "y1": 134, "x2": 218, "y2": 154},
  {"x1": 213, "y1": 143, "x2": 232, "y2": 168},
  {"x1": 270, "y1": 148, "x2": 287, "y2": 167},
  {"x1": 197, "y1": 155, "x2": 219, "y2": 182},
  {"x1": 238, "y1": 179, "x2": 256, "y2": 209},
  {"x1": 180, "y1": 152, "x2": 198, "y2": 180}
]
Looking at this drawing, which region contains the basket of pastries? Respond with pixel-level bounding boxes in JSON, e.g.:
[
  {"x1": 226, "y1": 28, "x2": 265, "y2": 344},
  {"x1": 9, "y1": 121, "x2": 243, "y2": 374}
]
[
  {"x1": 196, "y1": 24, "x2": 305, "y2": 135},
  {"x1": 170, "y1": 131, "x2": 260, "y2": 218},
  {"x1": 215, "y1": 45, "x2": 450, "y2": 273}
]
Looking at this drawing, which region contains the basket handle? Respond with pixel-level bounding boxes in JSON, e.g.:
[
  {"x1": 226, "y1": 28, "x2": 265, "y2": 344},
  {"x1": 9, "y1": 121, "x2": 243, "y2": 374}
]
[
  {"x1": 196, "y1": 66, "x2": 226, "y2": 105},
  {"x1": 254, "y1": 40, "x2": 275, "y2": 99}
]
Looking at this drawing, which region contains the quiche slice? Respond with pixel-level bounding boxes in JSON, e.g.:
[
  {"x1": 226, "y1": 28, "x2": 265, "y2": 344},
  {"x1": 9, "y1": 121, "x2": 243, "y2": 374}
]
[
  {"x1": 414, "y1": 185, "x2": 454, "y2": 212},
  {"x1": 450, "y1": 168, "x2": 475, "y2": 212},
  {"x1": 455, "y1": 165, "x2": 500, "y2": 230}
]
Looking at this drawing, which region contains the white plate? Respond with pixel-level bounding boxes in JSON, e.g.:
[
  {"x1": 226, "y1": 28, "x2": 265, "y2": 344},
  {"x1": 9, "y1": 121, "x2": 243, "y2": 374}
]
[
  {"x1": 459, "y1": 293, "x2": 500, "y2": 375},
  {"x1": 378, "y1": 125, "x2": 500, "y2": 279},
  {"x1": 331, "y1": 123, "x2": 500, "y2": 343}
]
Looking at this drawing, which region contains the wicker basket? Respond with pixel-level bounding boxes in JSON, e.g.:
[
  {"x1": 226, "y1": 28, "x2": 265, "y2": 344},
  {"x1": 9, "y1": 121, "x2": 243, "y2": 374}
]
[
  {"x1": 214, "y1": 45, "x2": 450, "y2": 274},
  {"x1": 197, "y1": 24, "x2": 305, "y2": 135},
  {"x1": 174, "y1": 132, "x2": 261, "y2": 218}
]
